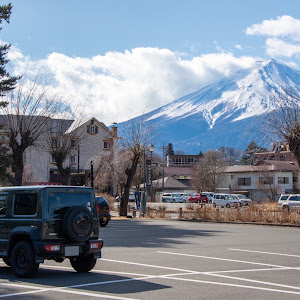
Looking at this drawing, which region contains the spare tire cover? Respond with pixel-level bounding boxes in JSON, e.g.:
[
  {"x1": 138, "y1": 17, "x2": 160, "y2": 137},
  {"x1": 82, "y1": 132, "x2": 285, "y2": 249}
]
[{"x1": 63, "y1": 206, "x2": 93, "y2": 242}]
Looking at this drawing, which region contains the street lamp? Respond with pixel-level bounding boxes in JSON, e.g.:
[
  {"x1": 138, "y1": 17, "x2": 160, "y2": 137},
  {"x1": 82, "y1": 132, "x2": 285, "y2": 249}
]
[{"x1": 142, "y1": 143, "x2": 154, "y2": 216}]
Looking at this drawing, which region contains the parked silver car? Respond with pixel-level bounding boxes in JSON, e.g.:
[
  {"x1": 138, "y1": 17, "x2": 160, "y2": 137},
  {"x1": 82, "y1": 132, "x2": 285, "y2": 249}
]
[
  {"x1": 162, "y1": 193, "x2": 184, "y2": 203},
  {"x1": 278, "y1": 194, "x2": 300, "y2": 211}
]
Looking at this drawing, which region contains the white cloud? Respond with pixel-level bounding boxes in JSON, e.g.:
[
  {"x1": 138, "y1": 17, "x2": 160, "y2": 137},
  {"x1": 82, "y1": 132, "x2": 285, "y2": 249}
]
[
  {"x1": 246, "y1": 15, "x2": 300, "y2": 58},
  {"x1": 235, "y1": 45, "x2": 242, "y2": 50},
  {"x1": 7, "y1": 46, "x2": 257, "y2": 125},
  {"x1": 246, "y1": 15, "x2": 300, "y2": 41},
  {"x1": 266, "y1": 38, "x2": 300, "y2": 57}
]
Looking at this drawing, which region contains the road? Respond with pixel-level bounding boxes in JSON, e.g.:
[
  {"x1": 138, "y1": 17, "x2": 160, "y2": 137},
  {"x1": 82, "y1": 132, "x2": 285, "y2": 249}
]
[{"x1": 1, "y1": 219, "x2": 300, "y2": 299}]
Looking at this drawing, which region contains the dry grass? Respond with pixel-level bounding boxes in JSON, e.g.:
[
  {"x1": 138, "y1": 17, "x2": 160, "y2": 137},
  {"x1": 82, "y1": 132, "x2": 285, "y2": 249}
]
[{"x1": 146, "y1": 202, "x2": 300, "y2": 225}]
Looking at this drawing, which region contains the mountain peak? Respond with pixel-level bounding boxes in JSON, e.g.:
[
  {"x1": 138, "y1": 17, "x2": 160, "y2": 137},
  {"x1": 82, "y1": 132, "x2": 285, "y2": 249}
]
[
  {"x1": 146, "y1": 59, "x2": 300, "y2": 126},
  {"x1": 119, "y1": 59, "x2": 300, "y2": 153}
]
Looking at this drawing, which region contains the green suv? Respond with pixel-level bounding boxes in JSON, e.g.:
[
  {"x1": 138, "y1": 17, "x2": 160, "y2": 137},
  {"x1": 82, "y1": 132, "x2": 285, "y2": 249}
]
[{"x1": 0, "y1": 185, "x2": 103, "y2": 278}]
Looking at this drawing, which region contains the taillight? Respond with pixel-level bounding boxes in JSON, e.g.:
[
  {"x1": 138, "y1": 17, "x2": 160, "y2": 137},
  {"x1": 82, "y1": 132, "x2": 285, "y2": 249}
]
[
  {"x1": 90, "y1": 241, "x2": 103, "y2": 250},
  {"x1": 97, "y1": 204, "x2": 100, "y2": 214},
  {"x1": 45, "y1": 244, "x2": 61, "y2": 252}
]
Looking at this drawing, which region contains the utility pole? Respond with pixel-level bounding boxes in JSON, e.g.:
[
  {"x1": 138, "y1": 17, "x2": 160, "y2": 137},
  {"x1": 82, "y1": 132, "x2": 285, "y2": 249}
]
[{"x1": 162, "y1": 143, "x2": 165, "y2": 191}]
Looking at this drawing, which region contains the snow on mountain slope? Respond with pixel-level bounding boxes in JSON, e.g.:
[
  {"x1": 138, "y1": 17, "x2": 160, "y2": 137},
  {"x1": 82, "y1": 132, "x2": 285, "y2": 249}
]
[
  {"x1": 146, "y1": 59, "x2": 300, "y2": 128},
  {"x1": 118, "y1": 59, "x2": 300, "y2": 153}
]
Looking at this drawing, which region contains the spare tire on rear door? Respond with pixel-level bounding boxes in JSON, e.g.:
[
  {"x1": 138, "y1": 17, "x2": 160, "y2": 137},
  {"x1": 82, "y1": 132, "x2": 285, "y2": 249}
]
[{"x1": 63, "y1": 206, "x2": 93, "y2": 242}]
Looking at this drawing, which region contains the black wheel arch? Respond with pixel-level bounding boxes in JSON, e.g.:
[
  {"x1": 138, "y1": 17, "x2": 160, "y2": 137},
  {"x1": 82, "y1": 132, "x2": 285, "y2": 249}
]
[{"x1": 8, "y1": 227, "x2": 41, "y2": 257}]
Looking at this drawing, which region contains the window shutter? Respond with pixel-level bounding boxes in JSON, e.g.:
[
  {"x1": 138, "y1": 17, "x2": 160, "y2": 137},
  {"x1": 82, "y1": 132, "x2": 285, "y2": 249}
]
[
  {"x1": 95, "y1": 126, "x2": 98, "y2": 134},
  {"x1": 87, "y1": 125, "x2": 90, "y2": 133}
]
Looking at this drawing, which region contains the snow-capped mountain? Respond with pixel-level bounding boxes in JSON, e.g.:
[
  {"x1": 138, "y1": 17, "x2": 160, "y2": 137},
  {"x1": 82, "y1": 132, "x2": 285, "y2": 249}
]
[{"x1": 118, "y1": 59, "x2": 300, "y2": 154}]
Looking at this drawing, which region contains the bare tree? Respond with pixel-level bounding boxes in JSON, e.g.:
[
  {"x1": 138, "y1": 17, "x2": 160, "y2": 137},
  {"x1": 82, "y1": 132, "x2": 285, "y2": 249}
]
[
  {"x1": 267, "y1": 90, "x2": 300, "y2": 166},
  {"x1": 117, "y1": 117, "x2": 154, "y2": 216},
  {"x1": 219, "y1": 146, "x2": 241, "y2": 166},
  {"x1": 0, "y1": 75, "x2": 59, "y2": 185},
  {"x1": 42, "y1": 116, "x2": 87, "y2": 185},
  {"x1": 255, "y1": 165, "x2": 278, "y2": 201},
  {"x1": 192, "y1": 150, "x2": 227, "y2": 193},
  {"x1": 94, "y1": 152, "x2": 114, "y2": 192}
]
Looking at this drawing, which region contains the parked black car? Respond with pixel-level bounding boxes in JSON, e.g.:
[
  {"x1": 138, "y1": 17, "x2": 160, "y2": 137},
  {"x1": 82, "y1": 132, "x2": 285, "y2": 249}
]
[
  {"x1": 0, "y1": 186, "x2": 103, "y2": 278},
  {"x1": 96, "y1": 196, "x2": 111, "y2": 227}
]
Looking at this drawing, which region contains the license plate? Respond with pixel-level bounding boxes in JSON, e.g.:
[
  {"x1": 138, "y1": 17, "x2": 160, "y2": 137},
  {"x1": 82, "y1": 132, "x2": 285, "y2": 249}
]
[
  {"x1": 233, "y1": 203, "x2": 238, "y2": 207},
  {"x1": 65, "y1": 246, "x2": 79, "y2": 256},
  {"x1": 103, "y1": 217, "x2": 107, "y2": 221}
]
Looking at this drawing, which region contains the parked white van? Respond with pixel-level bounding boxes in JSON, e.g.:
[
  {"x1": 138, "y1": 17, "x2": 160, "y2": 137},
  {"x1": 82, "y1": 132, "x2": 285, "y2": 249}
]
[{"x1": 212, "y1": 193, "x2": 239, "y2": 208}]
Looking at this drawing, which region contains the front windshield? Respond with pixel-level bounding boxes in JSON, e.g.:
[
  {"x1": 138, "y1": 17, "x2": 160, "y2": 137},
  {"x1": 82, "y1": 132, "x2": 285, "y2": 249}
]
[{"x1": 237, "y1": 195, "x2": 248, "y2": 199}]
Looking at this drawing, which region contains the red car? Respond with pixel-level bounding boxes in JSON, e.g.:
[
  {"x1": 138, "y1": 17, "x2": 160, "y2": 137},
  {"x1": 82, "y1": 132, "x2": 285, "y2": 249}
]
[{"x1": 188, "y1": 194, "x2": 209, "y2": 203}]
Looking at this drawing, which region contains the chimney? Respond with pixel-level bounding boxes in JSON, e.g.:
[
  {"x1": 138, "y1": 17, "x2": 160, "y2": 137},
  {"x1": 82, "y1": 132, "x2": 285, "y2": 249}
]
[{"x1": 111, "y1": 126, "x2": 117, "y2": 137}]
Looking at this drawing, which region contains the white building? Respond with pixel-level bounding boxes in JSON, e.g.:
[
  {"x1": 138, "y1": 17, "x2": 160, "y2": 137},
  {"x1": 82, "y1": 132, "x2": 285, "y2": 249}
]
[
  {"x1": 23, "y1": 117, "x2": 118, "y2": 184},
  {"x1": 218, "y1": 160, "x2": 300, "y2": 201}
]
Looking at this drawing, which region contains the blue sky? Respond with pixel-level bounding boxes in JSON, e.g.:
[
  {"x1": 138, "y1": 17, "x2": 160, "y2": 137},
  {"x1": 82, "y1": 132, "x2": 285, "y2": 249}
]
[{"x1": 2, "y1": 0, "x2": 300, "y2": 124}]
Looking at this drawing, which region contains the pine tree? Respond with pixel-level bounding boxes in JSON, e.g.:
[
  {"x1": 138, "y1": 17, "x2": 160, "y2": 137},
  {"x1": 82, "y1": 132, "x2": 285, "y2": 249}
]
[
  {"x1": 0, "y1": 4, "x2": 18, "y2": 184},
  {"x1": 240, "y1": 141, "x2": 267, "y2": 165},
  {"x1": 0, "y1": 3, "x2": 19, "y2": 97},
  {"x1": 165, "y1": 143, "x2": 175, "y2": 158}
]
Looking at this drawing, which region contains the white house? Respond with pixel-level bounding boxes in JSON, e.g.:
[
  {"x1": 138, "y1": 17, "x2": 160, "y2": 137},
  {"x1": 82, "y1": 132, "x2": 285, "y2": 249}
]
[
  {"x1": 218, "y1": 160, "x2": 300, "y2": 201},
  {"x1": 24, "y1": 117, "x2": 118, "y2": 184}
]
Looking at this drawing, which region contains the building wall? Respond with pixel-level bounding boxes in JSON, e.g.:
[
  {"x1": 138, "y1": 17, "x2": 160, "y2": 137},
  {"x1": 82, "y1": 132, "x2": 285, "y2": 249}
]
[
  {"x1": 22, "y1": 118, "x2": 116, "y2": 184},
  {"x1": 220, "y1": 171, "x2": 294, "y2": 201}
]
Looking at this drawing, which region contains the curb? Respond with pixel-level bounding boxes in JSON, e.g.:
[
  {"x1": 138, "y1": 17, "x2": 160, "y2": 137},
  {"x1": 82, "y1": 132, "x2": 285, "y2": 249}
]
[{"x1": 110, "y1": 214, "x2": 300, "y2": 227}]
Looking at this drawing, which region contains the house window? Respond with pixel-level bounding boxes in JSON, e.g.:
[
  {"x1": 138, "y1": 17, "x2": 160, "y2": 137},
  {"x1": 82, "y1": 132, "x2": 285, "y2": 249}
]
[
  {"x1": 87, "y1": 124, "x2": 98, "y2": 134},
  {"x1": 51, "y1": 138, "x2": 57, "y2": 147},
  {"x1": 51, "y1": 155, "x2": 56, "y2": 163},
  {"x1": 104, "y1": 140, "x2": 111, "y2": 149},
  {"x1": 259, "y1": 177, "x2": 273, "y2": 185},
  {"x1": 278, "y1": 177, "x2": 289, "y2": 184},
  {"x1": 237, "y1": 177, "x2": 251, "y2": 186},
  {"x1": 70, "y1": 155, "x2": 76, "y2": 164},
  {"x1": 71, "y1": 139, "x2": 76, "y2": 147},
  {"x1": 231, "y1": 175, "x2": 234, "y2": 180},
  {"x1": 71, "y1": 166, "x2": 77, "y2": 172}
]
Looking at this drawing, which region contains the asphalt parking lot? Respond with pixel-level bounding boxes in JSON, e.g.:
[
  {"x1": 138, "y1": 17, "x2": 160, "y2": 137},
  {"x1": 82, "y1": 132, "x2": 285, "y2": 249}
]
[{"x1": 1, "y1": 219, "x2": 300, "y2": 299}]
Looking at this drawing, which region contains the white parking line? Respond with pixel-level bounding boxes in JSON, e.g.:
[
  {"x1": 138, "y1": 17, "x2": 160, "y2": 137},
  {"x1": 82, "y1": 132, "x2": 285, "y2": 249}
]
[
  {"x1": 206, "y1": 273, "x2": 300, "y2": 291},
  {"x1": 101, "y1": 258, "x2": 196, "y2": 273},
  {"x1": 205, "y1": 267, "x2": 292, "y2": 274},
  {"x1": 1, "y1": 254, "x2": 300, "y2": 298},
  {"x1": 157, "y1": 251, "x2": 287, "y2": 268},
  {"x1": 162, "y1": 275, "x2": 300, "y2": 296},
  {"x1": 229, "y1": 248, "x2": 300, "y2": 258}
]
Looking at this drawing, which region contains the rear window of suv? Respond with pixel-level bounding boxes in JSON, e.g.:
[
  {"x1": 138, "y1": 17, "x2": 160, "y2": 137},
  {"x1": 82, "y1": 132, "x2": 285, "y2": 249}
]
[{"x1": 48, "y1": 191, "x2": 92, "y2": 214}]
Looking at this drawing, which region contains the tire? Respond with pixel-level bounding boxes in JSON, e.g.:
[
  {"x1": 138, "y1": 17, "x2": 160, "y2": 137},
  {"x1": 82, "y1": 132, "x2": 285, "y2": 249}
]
[
  {"x1": 70, "y1": 254, "x2": 97, "y2": 272},
  {"x1": 100, "y1": 220, "x2": 108, "y2": 227},
  {"x1": 213, "y1": 203, "x2": 216, "y2": 208},
  {"x1": 11, "y1": 241, "x2": 39, "y2": 278},
  {"x1": 226, "y1": 203, "x2": 230, "y2": 208},
  {"x1": 63, "y1": 206, "x2": 93, "y2": 242},
  {"x1": 283, "y1": 205, "x2": 290, "y2": 212},
  {"x1": 239, "y1": 202, "x2": 242, "y2": 207},
  {"x1": 2, "y1": 257, "x2": 10, "y2": 266}
]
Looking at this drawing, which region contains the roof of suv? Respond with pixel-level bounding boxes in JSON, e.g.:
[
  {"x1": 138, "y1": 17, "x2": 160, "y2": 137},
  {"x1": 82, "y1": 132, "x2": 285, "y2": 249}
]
[{"x1": 0, "y1": 185, "x2": 93, "y2": 191}]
